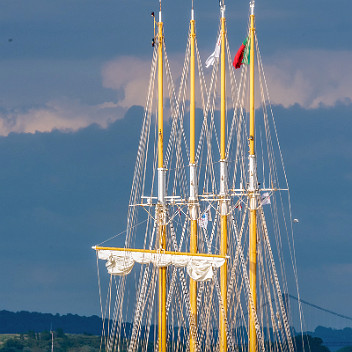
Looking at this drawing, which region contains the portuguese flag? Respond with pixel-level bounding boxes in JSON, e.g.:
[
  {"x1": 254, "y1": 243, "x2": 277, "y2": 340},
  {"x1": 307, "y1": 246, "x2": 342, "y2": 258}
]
[{"x1": 233, "y1": 36, "x2": 250, "y2": 69}]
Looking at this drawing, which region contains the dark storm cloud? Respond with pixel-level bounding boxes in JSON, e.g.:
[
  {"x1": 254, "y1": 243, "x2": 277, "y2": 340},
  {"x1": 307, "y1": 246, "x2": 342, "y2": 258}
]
[
  {"x1": 273, "y1": 103, "x2": 352, "y2": 317},
  {"x1": 0, "y1": 0, "x2": 348, "y2": 61},
  {"x1": 0, "y1": 106, "x2": 143, "y2": 315},
  {"x1": 0, "y1": 102, "x2": 351, "y2": 318}
]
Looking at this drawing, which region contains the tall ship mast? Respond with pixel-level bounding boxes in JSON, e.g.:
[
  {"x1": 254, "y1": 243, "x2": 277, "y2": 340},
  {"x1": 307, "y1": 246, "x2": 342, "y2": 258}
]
[{"x1": 93, "y1": 0, "x2": 303, "y2": 351}]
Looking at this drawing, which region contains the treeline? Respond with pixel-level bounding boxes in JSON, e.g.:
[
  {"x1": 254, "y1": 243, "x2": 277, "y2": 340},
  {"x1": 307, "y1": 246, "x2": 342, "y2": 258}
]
[
  {"x1": 0, "y1": 311, "x2": 103, "y2": 335},
  {"x1": 312, "y1": 327, "x2": 352, "y2": 349},
  {"x1": 0, "y1": 310, "x2": 351, "y2": 352},
  {"x1": 0, "y1": 332, "x2": 335, "y2": 352},
  {"x1": 0, "y1": 330, "x2": 101, "y2": 352}
]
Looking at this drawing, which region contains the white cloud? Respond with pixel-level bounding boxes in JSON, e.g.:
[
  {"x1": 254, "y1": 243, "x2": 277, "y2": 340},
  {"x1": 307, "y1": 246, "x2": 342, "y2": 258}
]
[
  {"x1": 0, "y1": 98, "x2": 125, "y2": 136},
  {"x1": 263, "y1": 49, "x2": 352, "y2": 108},
  {"x1": 0, "y1": 56, "x2": 154, "y2": 136},
  {"x1": 101, "y1": 55, "x2": 185, "y2": 119},
  {"x1": 1, "y1": 50, "x2": 351, "y2": 136},
  {"x1": 103, "y1": 51, "x2": 352, "y2": 113},
  {"x1": 102, "y1": 56, "x2": 152, "y2": 109}
]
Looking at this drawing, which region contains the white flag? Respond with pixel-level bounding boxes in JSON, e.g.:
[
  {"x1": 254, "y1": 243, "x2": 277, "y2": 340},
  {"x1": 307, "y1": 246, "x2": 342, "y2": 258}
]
[
  {"x1": 198, "y1": 211, "x2": 209, "y2": 229},
  {"x1": 205, "y1": 34, "x2": 221, "y2": 68},
  {"x1": 261, "y1": 192, "x2": 271, "y2": 205}
]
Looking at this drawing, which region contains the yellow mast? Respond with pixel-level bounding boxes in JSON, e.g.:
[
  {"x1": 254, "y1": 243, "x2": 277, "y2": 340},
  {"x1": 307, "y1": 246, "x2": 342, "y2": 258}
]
[
  {"x1": 189, "y1": 7, "x2": 198, "y2": 352},
  {"x1": 248, "y1": 2, "x2": 257, "y2": 352},
  {"x1": 157, "y1": 10, "x2": 167, "y2": 352},
  {"x1": 219, "y1": 4, "x2": 228, "y2": 352}
]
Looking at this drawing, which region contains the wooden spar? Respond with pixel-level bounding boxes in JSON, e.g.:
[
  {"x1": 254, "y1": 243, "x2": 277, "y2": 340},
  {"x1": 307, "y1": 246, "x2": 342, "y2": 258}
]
[
  {"x1": 93, "y1": 246, "x2": 227, "y2": 259},
  {"x1": 157, "y1": 12, "x2": 167, "y2": 352},
  {"x1": 157, "y1": 20, "x2": 164, "y2": 171},
  {"x1": 189, "y1": 8, "x2": 198, "y2": 352},
  {"x1": 248, "y1": 2, "x2": 257, "y2": 352},
  {"x1": 219, "y1": 5, "x2": 228, "y2": 352}
]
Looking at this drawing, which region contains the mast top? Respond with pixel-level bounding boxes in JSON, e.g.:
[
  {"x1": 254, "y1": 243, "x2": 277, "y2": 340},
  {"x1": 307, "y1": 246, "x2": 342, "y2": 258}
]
[
  {"x1": 159, "y1": 0, "x2": 162, "y2": 21},
  {"x1": 220, "y1": 4, "x2": 225, "y2": 18},
  {"x1": 219, "y1": 0, "x2": 225, "y2": 17},
  {"x1": 250, "y1": 0, "x2": 255, "y2": 15}
]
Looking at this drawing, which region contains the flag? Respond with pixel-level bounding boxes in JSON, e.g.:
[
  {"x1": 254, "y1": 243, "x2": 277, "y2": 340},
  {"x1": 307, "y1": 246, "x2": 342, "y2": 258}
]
[
  {"x1": 205, "y1": 34, "x2": 221, "y2": 68},
  {"x1": 233, "y1": 36, "x2": 250, "y2": 69},
  {"x1": 204, "y1": 205, "x2": 212, "y2": 221},
  {"x1": 261, "y1": 192, "x2": 271, "y2": 205},
  {"x1": 198, "y1": 211, "x2": 209, "y2": 229}
]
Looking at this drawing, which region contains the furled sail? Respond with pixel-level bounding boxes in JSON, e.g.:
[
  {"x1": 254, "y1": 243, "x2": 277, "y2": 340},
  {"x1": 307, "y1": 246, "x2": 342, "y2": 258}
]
[{"x1": 94, "y1": 247, "x2": 226, "y2": 282}]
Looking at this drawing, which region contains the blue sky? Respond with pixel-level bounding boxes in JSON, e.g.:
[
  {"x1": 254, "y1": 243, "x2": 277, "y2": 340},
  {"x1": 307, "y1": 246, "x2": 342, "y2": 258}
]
[{"x1": 0, "y1": 0, "x2": 351, "y2": 330}]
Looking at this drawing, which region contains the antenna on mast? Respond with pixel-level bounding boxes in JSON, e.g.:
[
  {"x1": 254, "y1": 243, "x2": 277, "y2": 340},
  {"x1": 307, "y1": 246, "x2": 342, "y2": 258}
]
[
  {"x1": 219, "y1": 0, "x2": 225, "y2": 9},
  {"x1": 50, "y1": 324, "x2": 54, "y2": 352},
  {"x1": 219, "y1": 0, "x2": 225, "y2": 18},
  {"x1": 151, "y1": 12, "x2": 156, "y2": 47}
]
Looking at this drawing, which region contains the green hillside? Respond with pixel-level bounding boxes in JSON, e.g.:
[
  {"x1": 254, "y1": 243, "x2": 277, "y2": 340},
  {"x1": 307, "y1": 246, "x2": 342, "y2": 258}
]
[{"x1": 0, "y1": 331, "x2": 102, "y2": 352}]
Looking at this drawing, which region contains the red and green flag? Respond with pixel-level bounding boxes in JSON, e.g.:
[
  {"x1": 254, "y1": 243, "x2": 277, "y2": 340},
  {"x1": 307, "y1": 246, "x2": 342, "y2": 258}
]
[{"x1": 233, "y1": 36, "x2": 250, "y2": 69}]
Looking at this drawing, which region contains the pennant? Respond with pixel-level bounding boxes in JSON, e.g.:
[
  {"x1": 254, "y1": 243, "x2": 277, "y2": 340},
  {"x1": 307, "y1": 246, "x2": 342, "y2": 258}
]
[
  {"x1": 233, "y1": 36, "x2": 250, "y2": 69},
  {"x1": 261, "y1": 192, "x2": 271, "y2": 205},
  {"x1": 205, "y1": 34, "x2": 221, "y2": 68}
]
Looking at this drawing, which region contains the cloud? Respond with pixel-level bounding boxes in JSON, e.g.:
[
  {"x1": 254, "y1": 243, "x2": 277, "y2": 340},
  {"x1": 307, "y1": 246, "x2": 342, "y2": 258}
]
[
  {"x1": 2, "y1": 49, "x2": 351, "y2": 136},
  {"x1": 102, "y1": 56, "x2": 152, "y2": 109},
  {"x1": 264, "y1": 49, "x2": 352, "y2": 108},
  {"x1": 0, "y1": 98, "x2": 125, "y2": 136},
  {"x1": 101, "y1": 55, "x2": 185, "y2": 110},
  {"x1": 103, "y1": 50, "x2": 352, "y2": 114},
  {"x1": 0, "y1": 56, "x2": 163, "y2": 136}
]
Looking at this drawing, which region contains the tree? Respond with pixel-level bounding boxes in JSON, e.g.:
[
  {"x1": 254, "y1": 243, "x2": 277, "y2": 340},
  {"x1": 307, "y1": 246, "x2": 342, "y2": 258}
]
[
  {"x1": 40, "y1": 331, "x2": 51, "y2": 341},
  {"x1": 1, "y1": 338, "x2": 24, "y2": 352},
  {"x1": 26, "y1": 331, "x2": 35, "y2": 340},
  {"x1": 336, "y1": 347, "x2": 352, "y2": 352},
  {"x1": 55, "y1": 328, "x2": 65, "y2": 338},
  {"x1": 295, "y1": 334, "x2": 330, "y2": 352}
]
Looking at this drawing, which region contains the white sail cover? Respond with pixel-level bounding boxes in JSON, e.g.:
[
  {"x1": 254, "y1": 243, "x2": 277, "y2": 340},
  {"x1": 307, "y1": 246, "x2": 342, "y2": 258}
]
[{"x1": 97, "y1": 249, "x2": 226, "y2": 282}]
